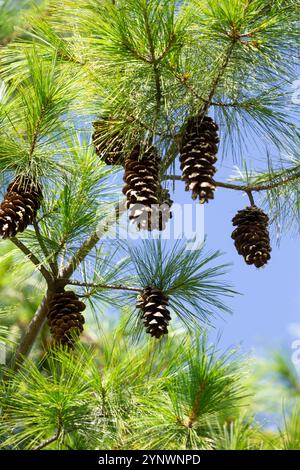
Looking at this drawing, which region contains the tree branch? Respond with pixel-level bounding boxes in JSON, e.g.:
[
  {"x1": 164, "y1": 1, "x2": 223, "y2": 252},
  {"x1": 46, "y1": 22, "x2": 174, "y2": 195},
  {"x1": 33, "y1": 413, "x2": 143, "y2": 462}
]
[
  {"x1": 61, "y1": 200, "x2": 126, "y2": 279},
  {"x1": 142, "y1": 3, "x2": 162, "y2": 121},
  {"x1": 164, "y1": 172, "x2": 300, "y2": 193},
  {"x1": 12, "y1": 201, "x2": 127, "y2": 368},
  {"x1": 34, "y1": 418, "x2": 62, "y2": 451},
  {"x1": 12, "y1": 289, "x2": 53, "y2": 369},
  {"x1": 66, "y1": 280, "x2": 142, "y2": 293},
  {"x1": 157, "y1": 32, "x2": 177, "y2": 62},
  {"x1": 10, "y1": 237, "x2": 53, "y2": 284},
  {"x1": 201, "y1": 38, "x2": 237, "y2": 116},
  {"x1": 185, "y1": 382, "x2": 206, "y2": 429}
]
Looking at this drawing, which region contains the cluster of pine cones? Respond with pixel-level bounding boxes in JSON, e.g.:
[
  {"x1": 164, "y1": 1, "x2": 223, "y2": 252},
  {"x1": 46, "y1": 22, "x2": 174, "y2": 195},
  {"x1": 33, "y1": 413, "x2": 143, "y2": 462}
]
[
  {"x1": 93, "y1": 120, "x2": 173, "y2": 232},
  {"x1": 0, "y1": 111, "x2": 273, "y2": 346},
  {"x1": 123, "y1": 143, "x2": 173, "y2": 231},
  {"x1": 91, "y1": 113, "x2": 272, "y2": 339}
]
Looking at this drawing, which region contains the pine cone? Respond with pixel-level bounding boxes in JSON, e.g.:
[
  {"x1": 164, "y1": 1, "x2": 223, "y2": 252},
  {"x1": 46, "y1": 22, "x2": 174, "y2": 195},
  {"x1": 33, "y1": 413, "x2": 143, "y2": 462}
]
[
  {"x1": 0, "y1": 176, "x2": 42, "y2": 239},
  {"x1": 231, "y1": 206, "x2": 271, "y2": 268},
  {"x1": 137, "y1": 286, "x2": 171, "y2": 339},
  {"x1": 180, "y1": 115, "x2": 219, "y2": 203},
  {"x1": 122, "y1": 143, "x2": 161, "y2": 231},
  {"x1": 92, "y1": 120, "x2": 124, "y2": 165},
  {"x1": 47, "y1": 290, "x2": 86, "y2": 346}
]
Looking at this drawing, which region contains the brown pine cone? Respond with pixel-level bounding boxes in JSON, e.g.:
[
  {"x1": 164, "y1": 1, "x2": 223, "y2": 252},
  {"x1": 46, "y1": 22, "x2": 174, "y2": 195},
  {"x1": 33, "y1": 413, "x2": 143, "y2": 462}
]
[
  {"x1": 122, "y1": 143, "x2": 161, "y2": 231},
  {"x1": 0, "y1": 176, "x2": 42, "y2": 239},
  {"x1": 92, "y1": 120, "x2": 124, "y2": 165},
  {"x1": 137, "y1": 286, "x2": 171, "y2": 339},
  {"x1": 231, "y1": 206, "x2": 271, "y2": 268},
  {"x1": 47, "y1": 290, "x2": 86, "y2": 347},
  {"x1": 180, "y1": 115, "x2": 219, "y2": 203}
]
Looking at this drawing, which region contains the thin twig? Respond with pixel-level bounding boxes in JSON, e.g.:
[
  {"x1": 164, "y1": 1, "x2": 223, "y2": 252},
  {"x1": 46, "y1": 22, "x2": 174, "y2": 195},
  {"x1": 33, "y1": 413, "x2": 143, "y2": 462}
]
[
  {"x1": 164, "y1": 172, "x2": 300, "y2": 193},
  {"x1": 29, "y1": 103, "x2": 47, "y2": 157},
  {"x1": 201, "y1": 39, "x2": 237, "y2": 116},
  {"x1": 34, "y1": 418, "x2": 62, "y2": 451},
  {"x1": 185, "y1": 382, "x2": 206, "y2": 429},
  {"x1": 61, "y1": 200, "x2": 126, "y2": 279},
  {"x1": 10, "y1": 237, "x2": 53, "y2": 284},
  {"x1": 246, "y1": 190, "x2": 255, "y2": 206},
  {"x1": 66, "y1": 280, "x2": 142, "y2": 293},
  {"x1": 156, "y1": 33, "x2": 177, "y2": 62},
  {"x1": 142, "y1": 3, "x2": 162, "y2": 122}
]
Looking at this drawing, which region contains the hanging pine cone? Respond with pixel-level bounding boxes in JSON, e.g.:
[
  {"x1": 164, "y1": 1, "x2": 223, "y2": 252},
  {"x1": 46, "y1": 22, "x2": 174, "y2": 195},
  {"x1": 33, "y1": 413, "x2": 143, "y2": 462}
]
[
  {"x1": 123, "y1": 143, "x2": 161, "y2": 231},
  {"x1": 231, "y1": 206, "x2": 271, "y2": 268},
  {"x1": 0, "y1": 176, "x2": 42, "y2": 239},
  {"x1": 47, "y1": 290, "x2": 86, "y2": 346},
  {"x1": 136, "y1": 286, "x2": 171, "y2": 339},
  {"x1": 180, "y1": 115, "x2": 219, "y2": 203},
  {"x1": 92, "y1": 120, "x2": 124, "y2": 165}
]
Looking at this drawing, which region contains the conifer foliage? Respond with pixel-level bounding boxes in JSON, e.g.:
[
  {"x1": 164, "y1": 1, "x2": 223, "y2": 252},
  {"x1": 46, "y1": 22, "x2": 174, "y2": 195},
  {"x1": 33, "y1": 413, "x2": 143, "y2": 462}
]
[{"x1": 0, "y1": 0, "x2": 300, "y2": 451}]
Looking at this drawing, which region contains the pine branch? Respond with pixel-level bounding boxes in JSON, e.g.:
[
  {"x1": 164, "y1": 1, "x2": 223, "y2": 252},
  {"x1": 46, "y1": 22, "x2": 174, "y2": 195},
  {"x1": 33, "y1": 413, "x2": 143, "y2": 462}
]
[
  {"x1": 61, "y1": 200, "x2": 126, "y2": 279},
  {"x1": 12, "y1": 289, "x2": 52, "y2": 370},
  {"x1": 10, "y1": 236, "x2": 53, "y2": 284},
  {"x1": 157, "y1": 32, "x2": 176, "y2": 62},
  {"x1": 201, "y1": 36, "x2": 237, "y2": 116},
  {"x1": 12, "y1": 201, "x2": 127, "y2": 368},
  {"x1": 29, "y1": 102, "x2": 47, "y2": 157},
  {"x1": 33, "y1": 419, "x2": 62, "y2": 451},
  {"x1": 165, "y1": 171, "x2": 300, "y2": 193},
  {"x1": 185, "y1": 382, "x2": 206, "y2": 429},
  {"x1": 66, "y1": 279, "x2": 142, "y2": 293},
  {"x1": 141, "y1": 3, "x2": 162, "y2": 121}
]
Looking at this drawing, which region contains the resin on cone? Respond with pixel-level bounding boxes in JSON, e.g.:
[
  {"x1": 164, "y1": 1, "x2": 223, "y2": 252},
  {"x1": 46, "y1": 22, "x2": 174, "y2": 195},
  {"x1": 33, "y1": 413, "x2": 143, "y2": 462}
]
[
  {"x1": 123, "y1": 143, "x2": 161, "y2": 231},
  {"x1": 231, "y1": 205, "x2": 271, "y2": 268},
  {"x1": 0, "y1": 176, "x2": 42, "y2": 239},
  {"x1": 180, "y1": 114, "x2": 219, "y2": 203},
  {"x1": 137, "y1": 286, "x2": 171, "y2": 338},
  {"x1": 47, "y1": 290, "x2": 86, "y2": 346},
  {"x1": 92, "y1": 120, "x2": 124, "y2": 165}
]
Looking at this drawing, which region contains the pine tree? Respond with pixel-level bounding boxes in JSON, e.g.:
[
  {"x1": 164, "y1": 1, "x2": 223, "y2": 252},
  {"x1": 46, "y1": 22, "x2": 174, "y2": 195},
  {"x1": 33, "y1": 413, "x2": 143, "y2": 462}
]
[{"x1": 0, "y1": 0, "x2": 300, "y2": 452}]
